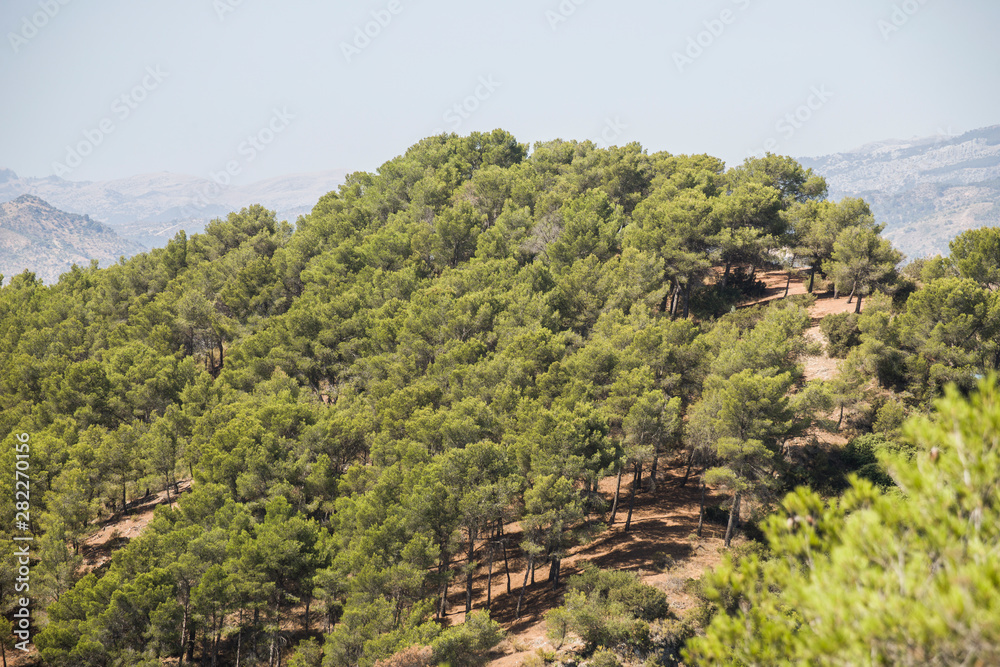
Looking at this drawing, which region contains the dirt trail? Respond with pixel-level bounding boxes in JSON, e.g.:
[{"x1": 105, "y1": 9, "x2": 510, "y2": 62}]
[
  {"x1": 81, "y1": 479, "x2": 193, "y2": 572},
  {"x1": 453, "y1": 461, "x2": 730, "y2": 666}
]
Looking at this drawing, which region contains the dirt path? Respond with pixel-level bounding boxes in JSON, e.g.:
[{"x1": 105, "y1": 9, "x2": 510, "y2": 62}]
[
  {"x1": 442, "y1": 461, "x2": 731, "y2": 666},
  {"x1": 81, "y1": 479, "x2": 193, "y2": 572}
]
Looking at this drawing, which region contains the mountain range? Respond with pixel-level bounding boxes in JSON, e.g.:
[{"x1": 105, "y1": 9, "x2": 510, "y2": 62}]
[
  {"x1": 0, "y1": 194, "x2": 147, "y2": 284},
  {"x1": 0, "y1": 167, "x2": 349, "y2": 248},
  {"x1": 800, "y1": 124, "x2": 1000, "y2": 259}
]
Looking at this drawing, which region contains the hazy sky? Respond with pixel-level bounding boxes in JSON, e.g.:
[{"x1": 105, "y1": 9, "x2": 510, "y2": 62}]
[{"x1": 2, "y1": 0, "x2": 998, "y2": 185}]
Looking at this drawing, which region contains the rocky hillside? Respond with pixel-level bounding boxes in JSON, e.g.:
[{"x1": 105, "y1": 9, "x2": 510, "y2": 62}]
[
  {"x1": 0, "y1": 168, "x2": 348, "y2": 248},
  {"x1": 0, "y1": 195, "x2": 146, "y2": 284},
  {"x1": 800, "y1": 125, "x2": 1000, "y2": 258}
]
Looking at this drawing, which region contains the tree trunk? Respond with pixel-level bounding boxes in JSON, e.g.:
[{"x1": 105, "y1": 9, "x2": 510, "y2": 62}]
[
  {"x1": 724, "y1": 492, "x2": 741, "y2": 547},
  {"x1": 179, "y1": 602, "x2": 189, "y2": 667},
  {"x1": 683, "y1": 279, "x2": 692, "y2": 319},
  {"x1": 682, "y1": 446, "x2": 696, "y2": 487},
  {"x1": 722, "y1": 262, "x2": 731, "y2": 287},
  {"x1": 211, "y1": 613, "x2": 219, "y2": 667},
  {"x1": 236, "y1": 609, "x2": 243, "y2": 667},
  {"x1": 696, "y1": 475, "x2": 706, "y2": 537},
  {"x1": 438, "y1": 550, "x2": 450, "y2": 619},
  {"x1": 548, "y1": 557, "x2": 561, "y2": 589},
  {"x1": 486, "y1": 542, "x2": 494, "y2": 610},
  {"x1": 122, "y1": 481, "x2": 127, "y2": 516},
  {"x1": 648, "y1": 448, "x2": 659, "y2": 493},
  {"x1": 784, "y1": 270, "x2": 792, "y2": 298},
  {"x1": 624, "y1": 463, "x2": 640, "y2": 532},
  {"x1": 465, "y1": 527, "x2": 476, "y2": 613},
  {"x1": 837, "y1": 404, "x2": 845, "y2": 431},
  {"x1": 515, "y1": 555, "x2": 533, "y2": 620},
  {"x1": 808, "y1": 265, "x2": 816, "y2": 293},
  {"x1": 186, "y1": 621, "x2": 196, "y2": 664},
  {"x1": 500, "y1": 524, "x2": 511, "y2": 594},
  {"x1": 847, "y1": 282, "x2": 856, "y2": 304},
  {"x1": 609, "y1": 465, "x2": 624, "y2": 525},
  {"x1": 670, "y1": 279, "x2": 680, "y2": 317},
  {"x1": 855, "y1": 292, "x2": 863, "y2": 314}
]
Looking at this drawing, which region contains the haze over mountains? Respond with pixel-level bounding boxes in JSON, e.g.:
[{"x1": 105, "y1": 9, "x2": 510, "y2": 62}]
[
  {"x1": 800, "y1": 124, "x2": 1000, "y2": 259},
  {"x1": 0, "y1": 195, "x2": 146, "y2": 284},
  {"x1": 0, "y1": 167, "x2": 349, "y2": 248}
]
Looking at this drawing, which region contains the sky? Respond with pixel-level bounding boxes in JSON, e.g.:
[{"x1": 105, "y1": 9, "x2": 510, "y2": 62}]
[{"x1": 1, "y1": 0, "x2": 998, "y2": 185}]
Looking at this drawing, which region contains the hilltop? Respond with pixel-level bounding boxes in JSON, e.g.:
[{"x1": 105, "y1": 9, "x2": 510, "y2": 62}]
[{"x1": 0, "y1": 194, "x2": 146, "y2": 284}]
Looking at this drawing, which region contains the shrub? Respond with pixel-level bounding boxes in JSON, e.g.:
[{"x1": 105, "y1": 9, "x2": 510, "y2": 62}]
[
  {"x1": 431, "y1": 610, "x2": 505, "y2": 667},
  {"x1": 288, "y1": 638, "x2": 323, "y2": 667},
  {"x1": 545, "y1": 567, "x2": 671, "y2": 653},
  {"x1": 820, "y1": 312, "x2": 861, "y2": 357},
  {"x1": 569, "y1": 566, "x2": 670, "y2": 622},
  {"x1": 844, "y1": 433, "x2": 916, "y2": 488},
  {"x1": 589, "y1": 649, "x2": 622, "y2": 667},
  {"x1": 545, "y1": 607, "x2": 572, "y2": 649},
  {"x1": 373, "y1": 645, "x2": 433, "y2": 667}
]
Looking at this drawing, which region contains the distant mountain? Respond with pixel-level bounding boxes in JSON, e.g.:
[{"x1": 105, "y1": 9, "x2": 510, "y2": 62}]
[
  {"x1": 800, "y1": 125, "x2": 1000, "y2": 259},
  {"x1": 0, "y1": 195, "x2": 146, "y2": 284},
  {"x1": 0, "y1": 168, "x2": 349, "y2": 249}
]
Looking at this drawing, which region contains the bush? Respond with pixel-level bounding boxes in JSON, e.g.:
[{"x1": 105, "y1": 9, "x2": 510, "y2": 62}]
[
  {"x1": 728, "y1": 266, "x2": 767, "y2": 299},
  {"x1": 431, "y1": 610, "x2": 505, "y2": 667},
  {"x1": 568, "y1": 566, "x2": 670, "y2": 622},
  {"x1": 820, "y1": 312, "x2": 861, "y2": 358},
  {"x1": 873, "y1": 398, "x2": 906, "y2": 437},
  {"x1": 689, "y1": 284, "x2": 742, "y2": 319},
  {"x1": 589, "y1": 649, "x2": 623, "y2": 667},
  {"x1": 651, "y1": 552, "x2": 675, "y2": 572},
  {"x1": 844, "y1": 433, "x2": 915, "y2": 488},
  {"x1": 545, "y1": 567, "x2": 671, "y2": 653},
  {"x1": 289, "y1": 638, "x2": 323, "y2": 667},
  {"x1": 373, "y1": 645, "x2": 433, "y2": 667},
  {"x1": 545, "y1": 607, "x2": 572, "y2": 649}
]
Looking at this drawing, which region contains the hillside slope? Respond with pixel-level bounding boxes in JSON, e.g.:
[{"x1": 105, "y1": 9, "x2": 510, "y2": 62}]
[{"x1": 0, "y1": 194, "x2": 146, "y2": 283}]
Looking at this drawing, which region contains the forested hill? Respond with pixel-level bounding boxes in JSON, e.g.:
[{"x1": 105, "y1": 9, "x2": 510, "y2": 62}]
[{"x1": 2, "y1": 130, "x2": 1000, "y2": 666}]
